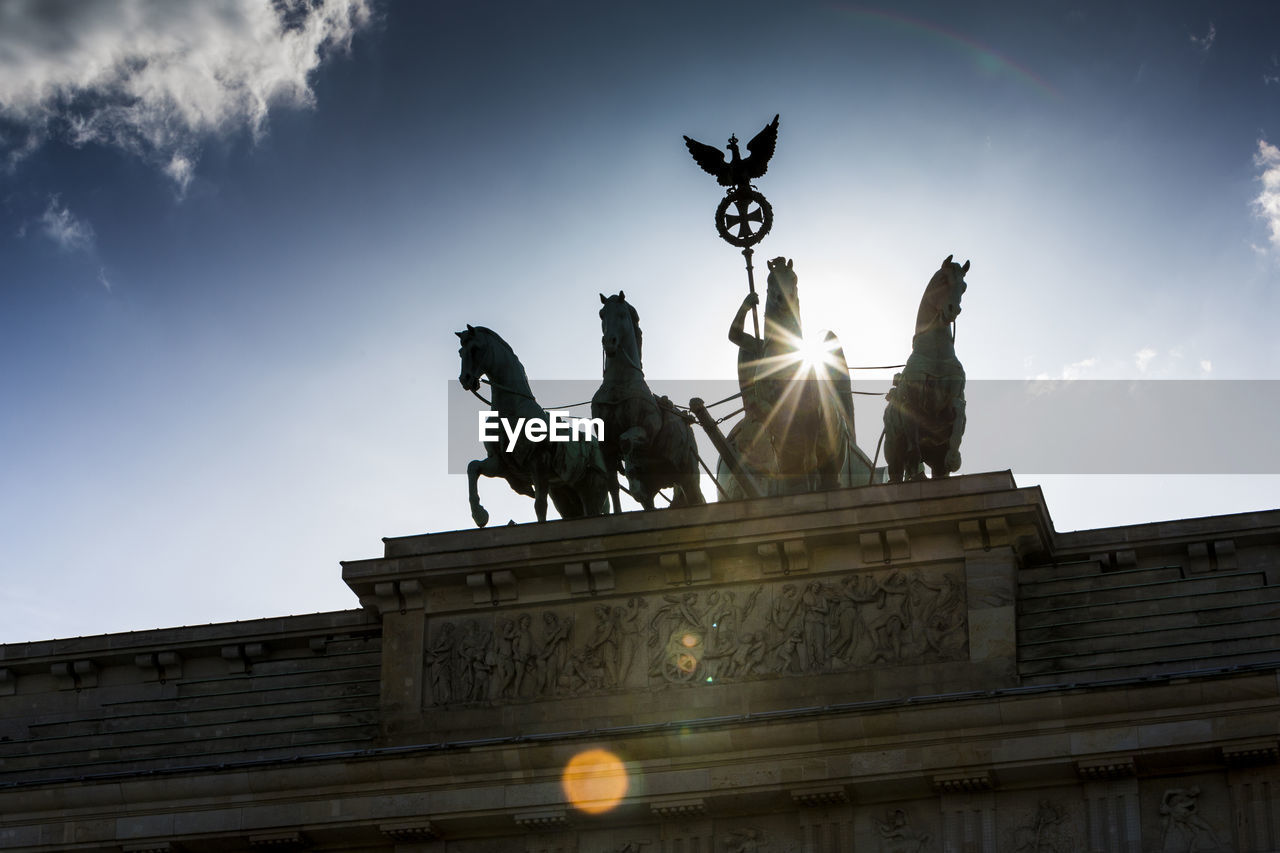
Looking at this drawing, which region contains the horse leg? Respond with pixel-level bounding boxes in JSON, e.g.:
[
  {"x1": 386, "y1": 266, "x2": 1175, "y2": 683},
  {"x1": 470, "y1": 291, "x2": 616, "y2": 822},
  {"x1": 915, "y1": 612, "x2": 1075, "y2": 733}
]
[
  {"x1": 900, "y1": 385, "x2": 926, "y2": 482},
  {"x1": 606, "y1": 448, "x2": 623, "y2": 514},
  {"x1": 467, "y1": 457, "x2": 498, "y2": 528},
  {"x1": 532, "y1": 457, "x2": 550, "y2": 522},
  {"x1": 905, "y1": 424, "x2": 925, "y2": 482},
  {"x1": 945, "y1": 394, "x2": 966, "y2": 475},
  {"x1": 548, "y1": 485, "x2": 579, "y2": 519},
  {"x1": 814, "y1": 422, "x2": 845, "y2": 491},
  {"x1": 677, "y1": 470, "x2": 705, "y2": 507},
  {"x1": 618, "y1": 424, "x2": 653, "y2": 510},
  {"x1": 632, "y1": 478, "x2": 655, "y2": 511}
]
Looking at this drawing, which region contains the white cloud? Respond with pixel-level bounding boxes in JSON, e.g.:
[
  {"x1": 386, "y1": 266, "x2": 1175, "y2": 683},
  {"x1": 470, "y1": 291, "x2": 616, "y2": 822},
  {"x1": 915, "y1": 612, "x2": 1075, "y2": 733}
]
[
  {"x1": 97, "y1": 267, "x2": 113, "y2": 293},
  {"x1": 0, "y1": 0, "x2": 372, "y2": 191},
  {"x1": 1061, "y1": 357, "x2": 1097, "y2": 380},
  {"x1": 1254, "y1": 139, "x2": 1280, "y2": 249},
  {"x1": 1135, "y1": 347, "x2": 1157, "y2": 372},
  {"x1": 40, "y1": 195, "x2": 95, "y2": 254},
  {"x1": 1199, "y1": 359, "x2": 1212, "y2": 375},
  {"x1": 1190, "y1": 22, "x2": 1216, "y2": 52}
]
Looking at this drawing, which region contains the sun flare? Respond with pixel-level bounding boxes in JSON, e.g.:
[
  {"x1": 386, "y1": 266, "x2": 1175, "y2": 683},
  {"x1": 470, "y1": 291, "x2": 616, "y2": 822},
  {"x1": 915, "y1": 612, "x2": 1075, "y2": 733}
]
[
  {"x1": 562, "y1": 749, "x2": 629, "y2": 814},
  {"x1": 794, "y1": 333, "x2": 841, "y2": 374}
]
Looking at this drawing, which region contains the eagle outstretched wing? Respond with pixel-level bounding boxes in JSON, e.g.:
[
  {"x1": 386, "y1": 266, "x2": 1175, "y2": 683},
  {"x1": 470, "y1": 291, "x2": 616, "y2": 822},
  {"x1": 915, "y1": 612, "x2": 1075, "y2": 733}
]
[
  {"x1": 683, "y1": 114, "x2": 780, "y2": 188},
  {"x1": 743, "y1": 113, "x2": 780, "y2": 181},
  {"x1": 683, "y1": 135, "x2": 729, "y2": 184}
]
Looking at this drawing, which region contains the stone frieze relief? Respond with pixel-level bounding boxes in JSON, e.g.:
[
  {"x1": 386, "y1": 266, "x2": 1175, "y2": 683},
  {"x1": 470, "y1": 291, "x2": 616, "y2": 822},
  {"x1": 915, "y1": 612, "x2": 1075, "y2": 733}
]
[{"x1": 423, "y1": 567, "x2": 967, "y2": 707}]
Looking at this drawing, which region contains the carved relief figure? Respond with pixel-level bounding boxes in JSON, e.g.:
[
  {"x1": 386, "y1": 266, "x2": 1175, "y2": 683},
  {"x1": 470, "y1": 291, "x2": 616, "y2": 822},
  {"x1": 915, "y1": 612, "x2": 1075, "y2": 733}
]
[
  {"x1": 918, "y1": 572, "x2": 966, "y2": 656},
  {"x1": 424, "y1": 567, "x2": 967, "y2": 709},
  {"x1": 511, "y1": 612, "x2": 535, "y2": 698},
  {"x1": 861, "y1": 572, "x2": 911, "y2": 664},
  {"x1": 772, "y1": 627, "x2": 804, "y2": 674},
  {"x1": 801, "y1": 581, "x2": 833, "y2": 670},
  {"x1": 566, "y1": 646, "x2": 607, "y2": 694},
  {"x1": 722, "y1": 826, "x2": 798, "y2": 853},
  {"x1": 877, "y1": 809, "x2": 930, "y2": 853},
  {"x1": 769, "y1": 583, "x2": 801, "y2": 643},
  {"x1": 721, "y1": 631, "x2": 767, "y2": 678},
  {"x1": 585, "y1": 603, "x2": 621, "y2": 688},
  {"x1": 611, "y1": 842, "x2": 652, "y2": 853},
  {"x1": 648, "y1": 592, "x2": 708, "y2": 679},
  {"x1": 1160, "y1": 787, "x2": 1228, "y2": 853},
  {"x1": 1013, "y1": 800, "x2": 1072, "y2": 853},
  {"x1": 425, "y1": 622, "x2": 455, "y2": 706},
  {"x1": 615, "y1": 597, "x2": 647, "y2": 686},
  {"x1": 538, "y1": 611, "x2": 573, "y2": 695},
  {"x1": 456, "y1": 619, "x2": 490, "y2": 702},
  {"x1": 490, "y1": 618, "x2": 516, "y2": 700}
]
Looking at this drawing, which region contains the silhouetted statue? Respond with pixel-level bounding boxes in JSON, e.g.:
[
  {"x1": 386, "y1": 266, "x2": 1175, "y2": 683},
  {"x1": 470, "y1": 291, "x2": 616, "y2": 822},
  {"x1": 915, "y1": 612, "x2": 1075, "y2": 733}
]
[
  {"x1": 684, "y1": 115, "x2": 780, "y2": 248},
  {"x1": 592, "y1": 292, "x2": 705, "y2": 511},
  {"x1": 883, "y1": 256, "x2": 968, "y2": 482},
  {"x1": 456, "y1": 325, "x2": 610, "y2": 526},
  {"x1": 721, "y1": 257, "x2": 870, "y2": 495},
  {"x1": 683, "y1": 114, "x2": 779, "y2": 191}
]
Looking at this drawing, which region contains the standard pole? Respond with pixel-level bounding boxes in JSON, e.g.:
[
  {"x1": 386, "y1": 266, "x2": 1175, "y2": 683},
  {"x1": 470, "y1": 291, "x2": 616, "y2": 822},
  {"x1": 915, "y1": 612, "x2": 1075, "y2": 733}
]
[{"x1": 742, "y1": 247, "x2": 760, "y2": 339}]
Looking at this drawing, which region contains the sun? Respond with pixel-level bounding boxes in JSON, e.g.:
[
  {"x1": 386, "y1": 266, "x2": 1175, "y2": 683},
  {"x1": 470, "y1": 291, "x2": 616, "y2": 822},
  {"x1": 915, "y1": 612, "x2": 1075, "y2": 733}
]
[{"x1": 794, "y1": 333, "x2": 841, "y2": 375}]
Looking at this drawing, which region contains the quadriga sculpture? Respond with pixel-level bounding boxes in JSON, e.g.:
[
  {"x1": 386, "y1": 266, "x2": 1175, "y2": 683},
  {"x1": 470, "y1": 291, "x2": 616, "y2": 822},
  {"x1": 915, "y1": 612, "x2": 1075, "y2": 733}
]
[
  {"x1": 592, "y1": 292, "x2": 705, "y2": 511},
  {"x1": 456, "y1": 325, "x2": 610, "y2": 526},
  {"x1": 723, "y1": 257, "x2": 870, "y2": 495},
  {"x1": 883, "y1": 255, "x2": 968, "y2": 482}
]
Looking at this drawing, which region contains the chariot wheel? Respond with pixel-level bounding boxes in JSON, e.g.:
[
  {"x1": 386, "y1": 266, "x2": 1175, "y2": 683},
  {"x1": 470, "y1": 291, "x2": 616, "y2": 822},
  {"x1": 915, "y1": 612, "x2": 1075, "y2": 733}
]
[{"x1": 715, "y1": 189, "x2": 773, "y2": 248}]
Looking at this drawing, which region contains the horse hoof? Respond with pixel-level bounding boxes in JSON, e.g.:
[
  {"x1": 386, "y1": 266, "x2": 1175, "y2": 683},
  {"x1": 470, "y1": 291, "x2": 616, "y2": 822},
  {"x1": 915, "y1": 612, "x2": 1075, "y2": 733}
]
[{"x1": 472, "y1": 507, "x2": 490, "y2": 528}]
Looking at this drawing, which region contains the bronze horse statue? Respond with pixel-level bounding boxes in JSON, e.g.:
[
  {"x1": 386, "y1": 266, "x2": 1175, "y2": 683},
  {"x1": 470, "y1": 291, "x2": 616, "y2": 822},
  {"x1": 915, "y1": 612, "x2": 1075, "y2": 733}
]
[
  {"x1": 724, "y1": 257, "x2": 870, "y2": 495},
  {"x1": 883, "y1": 255, "x2": 968, "y2": 482},
  {"x1": 456, "y1": 325, "x2": 610, "y2": 526},
  {"x1": 592, "y1": 292, "x2": 705, "y2": 511}
]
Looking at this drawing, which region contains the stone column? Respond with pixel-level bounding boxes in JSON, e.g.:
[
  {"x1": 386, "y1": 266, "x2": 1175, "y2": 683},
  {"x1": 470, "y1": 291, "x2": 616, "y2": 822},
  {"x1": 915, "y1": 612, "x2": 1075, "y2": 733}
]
[
  {"x1": 1225, "y1": 743, "x2": 1280, "y2": 853},
  {"x1": 934, "y1": 773, "x2": 996, "y2": 853},
  {"x1": 372, "y1": 579, "x2": 425, "y2": 737},
  {"x1": 792, "y1": 787, "x2": 854, "y2": 853},
  {"x1": 958, "y1": 519, "x2": 1018, "y2": 686},
  {"x1": 1081, "y1": 779, "x2": 1141, "y2": 853},
  {"x1": 651, "y1": 800, "x2": 711, "y2": 853}
]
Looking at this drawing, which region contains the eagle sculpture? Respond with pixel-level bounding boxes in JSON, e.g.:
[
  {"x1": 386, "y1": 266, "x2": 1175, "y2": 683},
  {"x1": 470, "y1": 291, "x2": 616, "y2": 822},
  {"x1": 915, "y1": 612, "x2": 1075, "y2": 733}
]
[{"x1": 683, "y1": 114, "x2": 780, "y2": 190}]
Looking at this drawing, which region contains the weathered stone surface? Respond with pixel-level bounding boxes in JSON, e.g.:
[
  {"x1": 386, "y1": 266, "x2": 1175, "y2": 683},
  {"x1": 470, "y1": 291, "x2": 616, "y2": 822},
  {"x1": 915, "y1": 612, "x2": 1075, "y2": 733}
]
[{"x1": 1, "y1": 474, "x2": 1279, "y2": 851}]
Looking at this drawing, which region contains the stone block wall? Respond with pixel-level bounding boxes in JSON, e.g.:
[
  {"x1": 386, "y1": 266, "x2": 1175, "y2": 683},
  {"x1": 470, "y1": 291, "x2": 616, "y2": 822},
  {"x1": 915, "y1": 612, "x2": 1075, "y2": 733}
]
[{"x1": 2, "y1": 473, "x2": 1279, "y2": 852}]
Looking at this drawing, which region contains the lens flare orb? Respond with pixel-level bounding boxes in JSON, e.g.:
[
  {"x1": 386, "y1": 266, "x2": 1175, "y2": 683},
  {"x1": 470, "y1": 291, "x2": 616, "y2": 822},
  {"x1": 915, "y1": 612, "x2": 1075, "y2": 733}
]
[{"x1": 561, "y1": 748, "x2": 628, "y2": 814}]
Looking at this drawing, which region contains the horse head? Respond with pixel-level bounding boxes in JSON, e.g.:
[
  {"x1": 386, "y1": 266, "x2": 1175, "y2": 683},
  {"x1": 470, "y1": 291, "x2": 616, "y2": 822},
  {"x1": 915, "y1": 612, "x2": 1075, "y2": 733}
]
[
  {"x1": 599, "y1": 290, "x2": 643, "y2": 365},
  {"x1": 915, "y1": 255, "x2": 969, "y2": 336},
  {"x1": 455, "y1": 324, "x2": 484, "y2": 391},
  {"x1": 765, "y1": 257, "x2": 802, "y2": 340}
]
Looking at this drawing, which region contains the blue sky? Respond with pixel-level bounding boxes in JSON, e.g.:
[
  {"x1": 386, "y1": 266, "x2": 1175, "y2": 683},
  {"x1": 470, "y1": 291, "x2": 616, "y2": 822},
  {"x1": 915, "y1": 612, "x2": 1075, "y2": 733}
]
[{"x1": 2, "y1": 0, "x2": 1277, "y2": 643}]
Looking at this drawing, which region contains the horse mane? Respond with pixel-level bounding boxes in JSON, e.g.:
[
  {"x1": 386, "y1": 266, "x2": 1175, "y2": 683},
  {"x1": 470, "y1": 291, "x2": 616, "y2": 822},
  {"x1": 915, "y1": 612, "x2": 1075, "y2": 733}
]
[{"x1": 466, "y1": 325, "x2": 530, "y2": 385}]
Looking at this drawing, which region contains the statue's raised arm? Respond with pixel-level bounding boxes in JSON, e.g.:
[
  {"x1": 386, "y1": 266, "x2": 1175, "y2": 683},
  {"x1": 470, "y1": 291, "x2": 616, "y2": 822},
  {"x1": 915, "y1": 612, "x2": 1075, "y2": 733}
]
[{"x1": 728, "y1": 291, "x2": 761, "y2": 349}]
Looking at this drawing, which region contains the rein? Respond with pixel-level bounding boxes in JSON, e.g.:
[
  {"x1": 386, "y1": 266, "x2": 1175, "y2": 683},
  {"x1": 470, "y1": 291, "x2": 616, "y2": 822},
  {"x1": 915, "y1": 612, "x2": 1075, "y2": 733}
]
[
  {"x1": 473, "y1": 378, "x2": 594, "y2": 411},
  {"x1": 605, "y1": 345, "x2": 645, "y2": 376}
]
